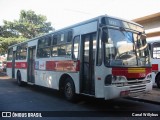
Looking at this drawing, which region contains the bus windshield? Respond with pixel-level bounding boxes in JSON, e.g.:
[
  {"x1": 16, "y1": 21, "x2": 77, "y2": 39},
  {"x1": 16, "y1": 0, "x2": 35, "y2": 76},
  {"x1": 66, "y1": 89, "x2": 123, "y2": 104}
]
[{"x1": 103, "y1": 28, "x2": 150, "y2": 67}]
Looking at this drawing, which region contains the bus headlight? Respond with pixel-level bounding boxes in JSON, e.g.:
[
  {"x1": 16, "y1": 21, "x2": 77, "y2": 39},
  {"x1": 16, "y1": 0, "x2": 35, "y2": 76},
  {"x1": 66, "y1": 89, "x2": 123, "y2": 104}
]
[
  {"x1": 104, "y1": 75, "x2": 112, "y2": 86},
  {"x1": 112, "y1": 76, "x2": 127, "y2": 83},
  {"x1": 112, "y1": 76, "x2": 127, "y2": 86},
  {"x1": 105, "y1": 75, "x2": 127, "y2": 86}
]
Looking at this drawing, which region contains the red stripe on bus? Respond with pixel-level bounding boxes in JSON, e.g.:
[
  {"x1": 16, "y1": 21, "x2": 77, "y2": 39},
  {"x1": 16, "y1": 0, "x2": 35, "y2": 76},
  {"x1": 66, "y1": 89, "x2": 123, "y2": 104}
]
[
  {"x1": 112, "y1": 67, "x2": 151, "y2": 79},
  {"x1": 7, "y1": 60, "x2": 80, "y2": 72},
  {"x1": 152, "y1": 64, "x2": 158, "y2": 71},
  {"x1": 7, "y1": 62, "x2": 12, "y2": 68},
  {"x1": 7, "y1": 62, "x2": 28, "y2": 69},
  {"x1": 46, "y1": 60, "x2": 80, "y2": 72},
  {"x1": 15, "y1": 62, "x2": 28, "y2": 69}
]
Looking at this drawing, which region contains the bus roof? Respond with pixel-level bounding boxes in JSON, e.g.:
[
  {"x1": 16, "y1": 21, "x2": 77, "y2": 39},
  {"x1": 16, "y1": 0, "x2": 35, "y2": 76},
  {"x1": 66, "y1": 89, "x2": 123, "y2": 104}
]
[{"x1": 8, "y1": 15, "x2": 143, "y2": 48}]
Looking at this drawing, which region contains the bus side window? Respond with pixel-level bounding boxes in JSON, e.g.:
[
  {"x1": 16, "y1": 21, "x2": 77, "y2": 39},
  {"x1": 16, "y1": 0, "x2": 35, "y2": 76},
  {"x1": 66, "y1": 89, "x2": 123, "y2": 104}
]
[
  {"x1": 153, "y1": 42, "x2": 160, "y2": 59},
  {"x1": 51, "y1": 47, "x2": 58, "y2": 56},
  {"x1": 67, "y1": 30, "x2": 73, "y2": 42},
  {"x1": 37, "y1": 36, "x2": 51, "y2": 58},
  {"x1": 73, "y1": 36, "x2": 80, "y2": 59},
  {"x1": 66, "y1": 44, "x2": 72, "y2": 56},
  {"x1": 58, "y1": 48, "x2": 66, "y2": 56},
  {"x1": 52, "y1": 35, "x2": 57, "y2": 45},
  {"x1": 16, "y1": 44, "x2": 27, "y2": 60},
  {"x1": 7, "y1": 48, "x2": 13, "y2": 61}
]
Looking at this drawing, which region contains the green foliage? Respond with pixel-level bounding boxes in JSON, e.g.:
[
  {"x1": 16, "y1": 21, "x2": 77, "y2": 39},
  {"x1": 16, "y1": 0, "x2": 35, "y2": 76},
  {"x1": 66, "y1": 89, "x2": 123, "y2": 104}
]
[
  {"x1": 2, "y1": 10, "x2": 53, "y2": 39},
  {"x1": 0, "y1": 37, "x2": 26, "y2": 54},
  {"x1": 0, "y1": 10, "x2": 54, "y2": 54}
]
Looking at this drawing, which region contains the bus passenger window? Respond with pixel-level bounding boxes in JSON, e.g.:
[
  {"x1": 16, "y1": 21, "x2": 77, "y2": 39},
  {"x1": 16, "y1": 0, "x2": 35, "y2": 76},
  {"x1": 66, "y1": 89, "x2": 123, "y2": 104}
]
[
  {"x1": 37, "y1": 48, "x2": 50, "y2": 58},
  {"x1": 51, "y1": 47, "x2": 58, "y2": 56},
  {"x1": 7, "y1": 48, "x2": 13, "y2": 61},
  {"x1": 153, "y1": 46, "x2": 160, "y2": 59},
  {"x1": 66, "y1": 44, "x2": 72, "y2": 56},
  {"x1": 52, "y1": 35, "x2": 57, "y2": 45},
  {"x1": 73, "y1": 36, "x2": 80, "y2": 59},
  {"x1": 16, "y1": 44, "x2": 27, "y2": 60},
  {"x1": 37, "y1": 36, "x2": 51, "y2": 58},
  {"x1": 58, "y1": 49, "x2": 66, "y2": 56},
  {"x1": 58, "y1": 45, "x2": 66, "y2": 56},
  {"x1": 67, "y1": 31, "x2": 73, "y2": 42}
]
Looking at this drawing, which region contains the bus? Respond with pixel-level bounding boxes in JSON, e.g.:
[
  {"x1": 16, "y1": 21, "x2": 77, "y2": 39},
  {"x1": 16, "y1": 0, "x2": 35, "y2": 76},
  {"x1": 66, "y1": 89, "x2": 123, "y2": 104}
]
[
  {"x1": 6, "y1": 15, "x2": 152, "y2": 101},
  {"x1": 148, "y1": 41, "x2": 160, "y2": 88}
]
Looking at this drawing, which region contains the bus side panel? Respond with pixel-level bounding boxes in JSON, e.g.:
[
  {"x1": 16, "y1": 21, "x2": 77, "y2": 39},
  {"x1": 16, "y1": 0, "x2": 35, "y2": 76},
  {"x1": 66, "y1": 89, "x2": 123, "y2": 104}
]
[
  {"x1": 34, "y1": 70, "x2": 58, "y2": 89},
  {"x1": 70, "y1": 72, "x2": 80, "y2": 94},
  {"x1": 34, "y1": 70, "x2": 80, "y2": 93},
  {"x1": 18, "y1": 69, "x2": 27, "y2": 82},
  {"x1": 73, "y1": 21, "x2": 98, "y2": 35},
  {"x1": 6, "y1": 64, "x2": 27, "y2": 82},
  {"x1": 7, "y1": 68, "x2": 12, "y2": 78},
  {"x1": 151, "y1": 72, "x2": 157, "y2": 85},
  {"x1": 6, "y1": 61, "x2": 12, "y2": 78},
  {"x1": 151, "y1": 59, "x2": 160, "y2": 85},
  {"x1": 14, "y1": 61, "x2": 28, "y2": 82},
  {"x1": 95, "y1": 65, "x2": 112, "y2": 98}
]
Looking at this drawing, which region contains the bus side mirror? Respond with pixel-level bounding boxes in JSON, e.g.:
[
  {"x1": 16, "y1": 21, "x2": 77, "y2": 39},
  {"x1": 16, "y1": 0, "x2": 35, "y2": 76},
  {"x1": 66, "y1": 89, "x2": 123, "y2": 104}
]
[{"x1": 101, "y1": 31, "x2": 108, "y2": 43}]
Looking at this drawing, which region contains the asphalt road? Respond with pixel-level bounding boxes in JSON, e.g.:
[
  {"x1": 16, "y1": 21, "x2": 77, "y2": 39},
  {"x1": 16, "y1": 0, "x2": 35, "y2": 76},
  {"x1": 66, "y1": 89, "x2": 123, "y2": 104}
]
[{"x1": 0, "y1": 74, "x2": 160, "y2": 120}]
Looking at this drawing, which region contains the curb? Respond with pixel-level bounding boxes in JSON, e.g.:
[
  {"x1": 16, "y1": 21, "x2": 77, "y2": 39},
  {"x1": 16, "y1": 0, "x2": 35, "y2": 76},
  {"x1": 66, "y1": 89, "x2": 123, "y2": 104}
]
[{"x1": 126, "y1": 97, "x2": 160, "y2": 105}]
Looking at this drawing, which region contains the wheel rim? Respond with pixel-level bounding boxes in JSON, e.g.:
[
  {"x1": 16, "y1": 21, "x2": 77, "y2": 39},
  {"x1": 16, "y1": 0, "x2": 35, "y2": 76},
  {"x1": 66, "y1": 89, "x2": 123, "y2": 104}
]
[{"x1": 65, "y1": 82, "x2": 73, "y2": 98}]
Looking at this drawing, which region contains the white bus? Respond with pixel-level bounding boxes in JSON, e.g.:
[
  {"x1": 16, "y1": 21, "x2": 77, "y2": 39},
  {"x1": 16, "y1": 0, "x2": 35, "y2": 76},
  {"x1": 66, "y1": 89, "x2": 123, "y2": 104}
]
[
  {"x1": 148, "y1": 41, "x2": 160, "y2": 88},
  {"x1": 7, "y1": 15, "x2": 152, "y2": 101}
]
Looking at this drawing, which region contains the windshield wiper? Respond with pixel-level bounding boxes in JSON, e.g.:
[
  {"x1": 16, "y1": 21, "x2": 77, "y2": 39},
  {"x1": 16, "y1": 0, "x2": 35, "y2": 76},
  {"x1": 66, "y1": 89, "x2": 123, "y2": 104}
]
[{"x1": 119, "y1": 27, "x2": 126, "y2": 31}]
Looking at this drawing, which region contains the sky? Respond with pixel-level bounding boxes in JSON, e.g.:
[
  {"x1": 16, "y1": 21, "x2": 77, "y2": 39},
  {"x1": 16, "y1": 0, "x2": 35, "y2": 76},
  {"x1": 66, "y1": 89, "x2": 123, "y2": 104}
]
[{"x1": 0, "y1": 0, "x2": 160, "y2": 30}]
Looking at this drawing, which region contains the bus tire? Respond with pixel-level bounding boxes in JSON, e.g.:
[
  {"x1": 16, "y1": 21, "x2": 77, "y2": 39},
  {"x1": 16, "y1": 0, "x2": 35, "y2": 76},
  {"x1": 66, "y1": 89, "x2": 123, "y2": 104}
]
[
  {"x1": 156, "y1": 75, "x2": 160, "y2": 88},
  {"x1": 64, "y1": 78, "x2": 76, "y2": 101},
  {"x1": 17, "y1": 72, "x2": 25, "y2": 86}
]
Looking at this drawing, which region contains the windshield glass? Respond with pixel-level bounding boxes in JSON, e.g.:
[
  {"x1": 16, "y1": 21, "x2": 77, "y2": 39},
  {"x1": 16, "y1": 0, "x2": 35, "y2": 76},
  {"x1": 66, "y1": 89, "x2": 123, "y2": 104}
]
[{"x1": 104, "y1": 28, "x2": 150, "y2": 67}]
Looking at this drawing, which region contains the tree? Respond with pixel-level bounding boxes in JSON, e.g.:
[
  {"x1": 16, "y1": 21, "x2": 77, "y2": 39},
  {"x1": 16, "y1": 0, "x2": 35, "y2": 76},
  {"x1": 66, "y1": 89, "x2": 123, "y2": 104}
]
[
  {"x1": 2, "y1": 10, "x2": 53, "y2": 39},
  {"x1": 0, "y1": 10, "x2": 54, "y2": 54},
  {"x1": 0, "y1": 37, "x2": 26, "y2": 54}
]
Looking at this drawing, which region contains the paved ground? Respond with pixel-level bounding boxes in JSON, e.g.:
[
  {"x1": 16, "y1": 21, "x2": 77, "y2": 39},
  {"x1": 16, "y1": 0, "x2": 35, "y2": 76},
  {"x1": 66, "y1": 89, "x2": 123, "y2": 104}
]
[
  {"x1": 0, "y1": 72, "x2": 160, "y2": 120},
  {"x1": 1, "y1": 71, "x2": 160, "y2": 104},
  {"x1": 130, "y1": 87, "x2": 160, "y2": 104}
]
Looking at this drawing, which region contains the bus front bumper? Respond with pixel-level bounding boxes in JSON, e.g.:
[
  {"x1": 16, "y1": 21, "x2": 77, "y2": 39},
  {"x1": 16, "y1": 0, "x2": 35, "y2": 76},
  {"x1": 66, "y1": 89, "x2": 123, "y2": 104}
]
[{"x1": 104, "y1": 81, "x2": 152, "y2": 100}]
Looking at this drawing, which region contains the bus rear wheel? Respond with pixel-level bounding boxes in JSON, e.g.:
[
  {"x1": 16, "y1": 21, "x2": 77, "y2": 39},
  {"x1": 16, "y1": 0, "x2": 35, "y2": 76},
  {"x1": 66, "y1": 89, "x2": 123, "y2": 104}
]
[
  {"x1": 64, "y1": 78, "x2": 76, "y2": 101},
  {"x1": 17, "y1": 72, "x2": 25, "y2": 86}
]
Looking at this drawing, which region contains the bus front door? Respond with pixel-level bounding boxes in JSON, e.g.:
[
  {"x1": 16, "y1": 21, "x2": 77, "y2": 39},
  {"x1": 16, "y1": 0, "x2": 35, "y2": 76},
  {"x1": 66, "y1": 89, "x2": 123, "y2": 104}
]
[
  {"x1": 27, "y1": 46, "x2": 36, "y2": 83},
  {"x1": 80, "y1": 33, "x2": 96, "y2": 95}
]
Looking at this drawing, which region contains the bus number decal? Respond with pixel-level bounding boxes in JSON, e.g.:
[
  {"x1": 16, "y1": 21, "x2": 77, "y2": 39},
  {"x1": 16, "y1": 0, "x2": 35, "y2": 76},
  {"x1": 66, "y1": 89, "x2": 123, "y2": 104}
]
[{"x1": 39, "y1": 61, "x2": 46, "y2": 70}]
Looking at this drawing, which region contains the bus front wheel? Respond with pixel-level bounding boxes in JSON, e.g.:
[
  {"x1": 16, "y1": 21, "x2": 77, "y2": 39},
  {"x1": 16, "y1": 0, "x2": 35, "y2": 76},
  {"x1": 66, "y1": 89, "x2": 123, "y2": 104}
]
[
  {"x1": 64, "y1": 78, "x2": 76, "y2": 101},
  {"x1": 156, "y1": 75, "x2": 160, "y2": 88}
]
